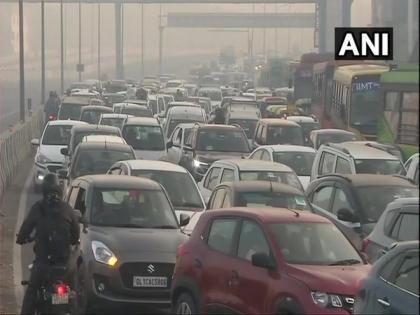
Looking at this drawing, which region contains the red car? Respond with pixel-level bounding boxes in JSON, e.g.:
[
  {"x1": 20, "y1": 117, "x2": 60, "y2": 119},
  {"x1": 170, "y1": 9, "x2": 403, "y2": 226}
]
[{"x1": 171, "y1": 207, "x2": 370, "y2": 314}]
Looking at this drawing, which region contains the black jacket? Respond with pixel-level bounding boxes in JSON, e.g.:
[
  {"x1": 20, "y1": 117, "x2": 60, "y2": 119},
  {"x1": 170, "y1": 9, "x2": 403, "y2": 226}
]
[{"x1": 17, "y1": 200, "x2": 80, "y2": 263}]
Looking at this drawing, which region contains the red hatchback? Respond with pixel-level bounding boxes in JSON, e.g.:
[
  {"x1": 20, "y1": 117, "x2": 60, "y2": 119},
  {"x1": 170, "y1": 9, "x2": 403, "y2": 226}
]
[{"x1": 171, "y1": 207, "x2": 370, "y2": 314}]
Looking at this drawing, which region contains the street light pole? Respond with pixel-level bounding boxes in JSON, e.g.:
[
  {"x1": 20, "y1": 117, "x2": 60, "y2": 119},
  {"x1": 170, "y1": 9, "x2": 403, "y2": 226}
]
[
  {"x1": 19, "y1": 0, "x2": 25, "y2": 122},
  {"x1": 262, "y1": 3, "x2": 266, "y2": 57},
  {"x1": 158, "y1": 4, "x2": 163, "y2": 76},
  {"x1": 98, "y1": 3, "x2": 101, "y2": 81},
  {"x1": 141, "y1": 2, "x2": 144, "y2": 77},
  {"x1": 41, "y1": 0, "x2": 45, "y2": 104},
  {"x1": 78, "y1": 0, "x2": 82, "y2": 82},
  {"x1": 60, "y1": 0, "x2": 64, "y2": 94}
]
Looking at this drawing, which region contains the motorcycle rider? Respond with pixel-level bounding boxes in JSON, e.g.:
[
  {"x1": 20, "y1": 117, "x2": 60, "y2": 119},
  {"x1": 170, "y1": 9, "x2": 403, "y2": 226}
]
[
  {"x1": 16, "y1": 173, "x2": 80, "y2": 315},
  {"x1": 44, "y1": 91, "x2": 60, "y2": 122}
]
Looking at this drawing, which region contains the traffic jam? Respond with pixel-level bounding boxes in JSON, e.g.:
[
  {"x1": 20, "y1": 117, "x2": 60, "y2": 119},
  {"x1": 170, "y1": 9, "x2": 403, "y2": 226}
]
[{"x1": 25, "y1": 53, "x2": 419, "y2": 315}]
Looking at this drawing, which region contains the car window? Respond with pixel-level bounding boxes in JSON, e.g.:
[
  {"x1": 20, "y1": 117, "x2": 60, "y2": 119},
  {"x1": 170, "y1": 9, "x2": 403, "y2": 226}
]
[
  {"x1": 220, "y1": 168, "x2": 235, "y2": 183},
  {"x1": 68, "y1": 187, "x2": 79, "y2": 207},
  {"x1": 250, "y1": 150, "x2": 263, "y2": 160},
  {"x1": 391, "y1": 213, "x2": 419, "y2": 241},
  {"x1": 414, "y1": 166, "x2": 419, "y2": 185},
  {"x1": 222, "y1": 193, "x2": 231, "y2": 208},
  {"x1": 207, "y1": 218, "x2": 238, "y2": 255},
  {"x1": 204, "y1": 167, "x2": 221, "y2": 190},
  {"x1": 172, "y1": 128, "x2": 181, "y2": 146},
  {"x1": 210, "y1": 189, "x2": 227, "y2": 209},
  {"x1": 109, "y1": 168, "x2": 122, "y2": 175},
  {"x1": 404, "y1": 158, "x2": 413, "y2": 171},
  {"x1": 261, "y1": 150, "x2": 271, "y2": 161},
  {"x1": 237, "y1": 220, "x2": 270, "y2": 261},
  {"x1": 331, "y1": 188, "x2": 353, "y2": 216},
  {"x1": 393, "y1": 254, "x2": 419, "y2": 296},
  {"x1": 122, "y1": 125, "x2": 165, "y2": 151},
  {"x1": 319, "y1": 152, "x2": 335, "y2": 175},
  {"x1": 335, "y1": 157, "x2": 352, "y2": 174},
  {"x1": 312, "y1": 186, "x2": 334, "y2": 211},
  {"x1": 75, "y1": 188, "x2": 86, "y2": 215}
]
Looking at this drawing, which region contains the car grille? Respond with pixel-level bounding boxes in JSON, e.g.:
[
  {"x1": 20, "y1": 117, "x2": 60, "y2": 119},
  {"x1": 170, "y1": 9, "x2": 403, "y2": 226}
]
[
  {"x1": 47, "y1": 164, "x2": 63, "y2": 173},
  {"x1": 341, "y1": 295, "x2": 355, "y2": 313},
  {"x1": 119, "y1": 262, "x2": 174, "y2": 290}
]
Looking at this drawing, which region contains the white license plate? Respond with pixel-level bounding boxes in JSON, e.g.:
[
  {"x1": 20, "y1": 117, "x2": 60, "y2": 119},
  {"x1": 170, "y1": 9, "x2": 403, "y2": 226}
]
[
  {"x1": 132, "y1": 276, "x2": 167, "y2": 288},
  {"x1": 51, "y1": 293, "x2": 69, "y2": 305}
]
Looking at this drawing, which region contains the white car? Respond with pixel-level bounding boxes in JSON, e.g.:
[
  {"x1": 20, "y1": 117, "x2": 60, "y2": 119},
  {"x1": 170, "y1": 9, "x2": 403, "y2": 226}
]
[
  {"x1": 249, "y1": 145, "x2": 316, "y2": 189},
  {"x1": 31, "y1": 120, "x2": 87, "y2": 190},
  {"x1": 122, "y1": 117, "x2": 166, "y2": 160},
  {"x1": 405, "y1": 153, "x2": 419, "y2": 185},
  {"x1": 107, "y1": 160, "x2": 206, "y2": 233},
  {"x1": 81, "y1": 135, "x2": 127, "y2": 144}
]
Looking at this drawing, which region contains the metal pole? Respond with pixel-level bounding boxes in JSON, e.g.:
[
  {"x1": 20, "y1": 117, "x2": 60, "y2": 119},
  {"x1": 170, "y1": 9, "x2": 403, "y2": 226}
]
[
  {"x1": 262, "y1": 4, "x2": 266, "y2": 57},
  {"x1": 78, "y1": 0, "x2": 82, "y2": 81},
  {"x1": 274, "y1": 5, "x2": 278, "y2": 56},
  {"x1": 121, "y1": 3, "x2": 124, "y2": 75},
  {"x1": 60, "y1": 0, "x2": 64, "y2": 94},
  {"x1": 41, "y1": 0, "x2": 45, "y2": 104},
  {"x1": 158, "y1": 4, "x2": 163, "y2": 76},
  {"x1": 141, "y1": 1, "x2": 144, "y2": 76},
  {"x1": 19, "y1": 0, "x2": 25, "y2": 122},
  {"x1": 98, "y1": 3, "x2": 101, "y2": 80}
]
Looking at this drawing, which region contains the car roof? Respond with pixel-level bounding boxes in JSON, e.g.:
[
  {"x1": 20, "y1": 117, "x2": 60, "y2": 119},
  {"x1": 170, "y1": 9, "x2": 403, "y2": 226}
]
[
  {"x1": 228, "y1": 112, "x2": 259, "y2": 119},
  {"x1": 76, "y1": 141, "x2": 132, "y2": 151},
  {"x1": 257, "y1": 145, "x2": 316, "y2": 153},
  {"x1": 47, "y1": 120, "x2": 87, "y2": 127},
  {"x1": 114, "y1": 103, "x2": 148, "y2": 109},
  {"x1": 61, "y1": 96, "x2": 91, "y2": 104},
  {"x1": 120, "y1": 160, "x2": 189, "y2": 173},
  {"x1": 124, "y1": 117, "x2": 159, "y2": 126},
  {"x1": 326, "y1": 142, "x2": 399, "y2": 160},
  {"x1": 71, "y1": 124, "x2": 120, "y2": 133},
  {"x1": 80, "y1": 105, "x2": 112, "y2": 112},
  {"x1": 310, "y1": 129, "x2": 355, "y2": 136},
  {"x1": 206, "y1": 207, "x2": 331, "y2": 224},
  {"x1": 258, "y1": 118, "x2": 301, "y2": 127},
  {"x1": 77, "y1": 174, "x2": 161, "y2": 190},
  {"x1": 169, "y1": 101, "x2": 199, "y2": 107},
  {"x1": 196, "y1": 123, "x2": 241, "y2": 130},
  {"x1": 317, "y1": 174, "x2": 416, "y2": 187},
  {"x1": 216, "y1": 180, "x2": 304, "y2": 195},
  {"x1": 100, "y1": 113, "x2": 133, "y2": 119},
  {"x1": 386, "y1": 197, "x2": 419, "y2": 209},
  {"x1": 214, "y1": 159, "x2": 293, "y2": 172},
  {"x1": 286, "y1": 116, "x2": 318, "y2": 123},
  {"x1": 81, "y1": 135, "x2": 126, "y2": 144}
]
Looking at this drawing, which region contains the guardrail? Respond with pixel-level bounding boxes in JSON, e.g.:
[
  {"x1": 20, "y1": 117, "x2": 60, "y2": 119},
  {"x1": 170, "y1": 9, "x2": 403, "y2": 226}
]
[{"x1": 0, "y1": 110, "x2": 44, "y2": 203}]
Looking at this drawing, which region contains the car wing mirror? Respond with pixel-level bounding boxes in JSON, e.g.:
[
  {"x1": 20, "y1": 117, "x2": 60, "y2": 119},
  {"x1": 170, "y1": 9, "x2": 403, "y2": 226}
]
[
  {"x1": 179, "y1": 213, "x2": 190, "y2": 227},
  {"x1": 251, "y1": 252, "x2": 276, "y2": 270},
  {"x1": 337, "y1": 208, "x2": 359, "y2": 223},
  {"x1": 60, "y1": 147, "x2": 69, "y2": 156},
  {"x1": 166, "y1": 141, "x2": 173, "y2": 149},
  {"x1": 31, "y1": 138, "x2": 40, "y2": 146},
  {"x1": 57, "y1": 168, "x2": 68, "y2": 179}
]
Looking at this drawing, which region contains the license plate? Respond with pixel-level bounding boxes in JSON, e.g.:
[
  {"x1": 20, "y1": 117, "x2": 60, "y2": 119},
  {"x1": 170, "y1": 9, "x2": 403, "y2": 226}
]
[
  {"x1": 51, "y1": 293, "x2": 69, "y2": 305},
  {"x1": 132, "y1": 276, "x2": 167, "y2": 288}
]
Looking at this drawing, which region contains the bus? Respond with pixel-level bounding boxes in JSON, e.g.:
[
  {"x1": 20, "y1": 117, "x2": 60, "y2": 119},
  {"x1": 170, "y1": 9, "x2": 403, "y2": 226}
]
[
  {"x1": 378, "y1": 65, "x2": 419, "y2": 160},
  {"x1": 330, "y1": 64, "x2": 390, "y2": 140}
]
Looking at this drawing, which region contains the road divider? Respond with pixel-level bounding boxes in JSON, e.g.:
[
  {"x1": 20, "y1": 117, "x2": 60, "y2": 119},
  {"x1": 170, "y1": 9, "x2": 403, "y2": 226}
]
[{"x1": 0, "y1": 109, "x2": 44, "y2": 203}]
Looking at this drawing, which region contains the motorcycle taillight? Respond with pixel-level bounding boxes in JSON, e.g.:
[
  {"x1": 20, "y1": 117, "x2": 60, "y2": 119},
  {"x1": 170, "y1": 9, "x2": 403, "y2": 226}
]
[
  {"x1": 55, "y1": 284, "x2": 67, "y2": 296},
  {"x1": 48, "y1": 115, "x2": 56, "y2": 121}
]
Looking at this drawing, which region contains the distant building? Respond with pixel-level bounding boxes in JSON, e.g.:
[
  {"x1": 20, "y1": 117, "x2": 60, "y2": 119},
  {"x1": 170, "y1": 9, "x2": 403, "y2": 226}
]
[{"x1": 371, "y1": 0, "x2": 419, "y2": 63}]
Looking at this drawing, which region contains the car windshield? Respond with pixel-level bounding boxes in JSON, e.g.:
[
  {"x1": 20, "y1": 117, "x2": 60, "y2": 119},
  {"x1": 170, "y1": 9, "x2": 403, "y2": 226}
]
[
  {"x1": 73, "y1": 130, "x2": 119, "y2": 151},
  {"x1": 167, "y1": 118, "x2": 203, "y2": 138},
  {"x1": 236, "y1": 192, "x2": 309, "y2": 211},
  {"x1": 91, "y1": 188, "x2": 178, "y2": 228},
  {"x1": 166, "y1": 82, "x2": 181, "y2": 88},
  {"x1": 200, "y1": 90, "x2": 222, "y2": 101},
  {"x1": 271, "y1": 223, "x2": 362, "y2": 265},
  {"x1": 81, "y1": 110, "x2": 104, "y2": 124},
  {"x1": 59, "y1": 104, "x2": 83, "y2": 120},
  {"x1": 356, "y1": 186, "x2": 418, "y2": 222},
  {"x1": 273, "y1": 152, "x2": 315, "y2": 176},
  {"x1": 121, "y1": 107, "x2": 152, "y2": 117},
  {"x1": 132, "y1": 170, "x2": 204, "y2": 211},
  {"x1": 298, "y1": 122, "x2": 321, "y2": 138},
  {"x1": 73, "y1": 149, "x2": 134, "y2": 177},
  {"x1": 239, "y1": 171, "x2": 303, "y2": 191},
  {"x1": 122, "y1": 125, "x2": 164, "y2": 150},
  {"x1": 267, "y1": 126, "x2": 304, "y2": 145},
  {"x1": 316, "y1": 133, "x2": 357, "y2": 149},
  {"x1": 354, "y1": 159, "x2": 404, "y2": 175},
  {"x1": 100, "y1": 118, "x2": 125, "y2": 130},
  {"x1": 42, "y1": 125, "x2": 73, "y2": 145},
  {"x1": 197, "y1": 129, "x2": 249, "y2": 153},
  {"x1": 228, "y1": 119, "x2": 257, "y2": 139}
]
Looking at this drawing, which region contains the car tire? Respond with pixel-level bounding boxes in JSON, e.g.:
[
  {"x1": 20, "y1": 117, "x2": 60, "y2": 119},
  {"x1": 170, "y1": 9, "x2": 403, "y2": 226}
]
[{"x1": 174, "y1": 292, "x2": 197, "y2": 315}]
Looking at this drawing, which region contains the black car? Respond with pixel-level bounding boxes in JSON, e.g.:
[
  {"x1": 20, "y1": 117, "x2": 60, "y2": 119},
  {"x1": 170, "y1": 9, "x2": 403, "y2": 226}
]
[
  {"x1": 166, "y1": 123, "x2": 250, "y2": 181},
  {"x1": 65, "y1": 175, "x2": 190, "y2": 312},
  {"x1": 207, "y1": 180, "x2": 312, "y2": 211},
  {"x1": 305, "y1": 174, "x2": 419, "y2": 249},
  {"x1": 354, "y1": 241, "x2": 419, "y2": 315}
]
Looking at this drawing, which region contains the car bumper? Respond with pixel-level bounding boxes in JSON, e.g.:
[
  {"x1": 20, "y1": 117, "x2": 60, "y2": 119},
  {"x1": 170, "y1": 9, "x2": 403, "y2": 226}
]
[{"x1": 34, "y1": 162, "x2": 64, "y2": 186}]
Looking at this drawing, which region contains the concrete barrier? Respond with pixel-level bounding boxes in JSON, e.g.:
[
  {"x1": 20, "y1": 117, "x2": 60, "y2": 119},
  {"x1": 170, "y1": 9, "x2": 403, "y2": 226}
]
[{"x1": 0, "y1": 110, "x2": 44, "y2": 203}]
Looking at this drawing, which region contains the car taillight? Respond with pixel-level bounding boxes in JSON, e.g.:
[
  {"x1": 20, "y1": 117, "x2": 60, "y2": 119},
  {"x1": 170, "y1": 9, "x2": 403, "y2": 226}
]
[
  {"x1": 361, "y1": 238, "x2": 371, "y2": 253},
  {"x1": 48, "y1": 115, "x2": 56, "y2": 121},
  {"x1": 55, "y1": 284, "x2": 68, "y2": 296}
]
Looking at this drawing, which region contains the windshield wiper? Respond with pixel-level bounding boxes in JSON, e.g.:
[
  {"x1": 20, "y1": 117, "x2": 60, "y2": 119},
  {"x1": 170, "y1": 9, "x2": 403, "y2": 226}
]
[
  {"x1": 151, "y1": 225, "x2": 178, "y2": 229},
  {"x1": 329, "y1": 259, "x2": 361, "y2": 266}
]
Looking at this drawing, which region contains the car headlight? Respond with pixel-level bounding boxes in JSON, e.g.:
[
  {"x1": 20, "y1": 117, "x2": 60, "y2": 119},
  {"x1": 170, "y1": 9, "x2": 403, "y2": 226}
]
[
  {"x1": 91, "y1": 241, "x2": 118, "y2": 266},
  {"x1": 36, "y1": 153, "x2": 52, "y2": 165},
  {"x1": 311, "y1": 291, "x2": 343, "y2": 308},
  {"x1": 193, "y1": 159, "x2": 208, "y2": 168}
]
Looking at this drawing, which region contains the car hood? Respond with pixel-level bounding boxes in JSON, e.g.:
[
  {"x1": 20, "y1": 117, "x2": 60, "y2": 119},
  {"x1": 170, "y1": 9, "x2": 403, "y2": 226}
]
[
  {"x1": 134, "y1": 149, "x2": 166, "y2": 160},
  {"x1": 38, "y1": 144, "x2": 67, "y2": 163},
  {"x1": 88, "y1": 226, "x2": 187, "y2": 254},
  {"x1": 195, "y1": 151, "x2": 248, "y2": 163},
  {"x1": 287, "y1": 264, "x2": 371, "y2": 295}
]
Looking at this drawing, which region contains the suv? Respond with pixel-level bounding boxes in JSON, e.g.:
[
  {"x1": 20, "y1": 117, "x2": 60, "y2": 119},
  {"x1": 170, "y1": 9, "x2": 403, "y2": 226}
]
[
  {"x1": 166, "y1": 124, "x2": 250, "y2": 181},
  {"x1": 308, "y1": 129, "x2": 358, "y2": 150},
  {"x1": 306, "y1": 174, "x2": 418, "y2": 249},
  {"x1": 171, "y1": 207, "x2": 370, "y2": 314},
  {"x1": 252, "y1": 118, "x2": 304, "y2": 149},
  {"x1": 310, "y1": 142, "x2": 405, "y2": 181}
]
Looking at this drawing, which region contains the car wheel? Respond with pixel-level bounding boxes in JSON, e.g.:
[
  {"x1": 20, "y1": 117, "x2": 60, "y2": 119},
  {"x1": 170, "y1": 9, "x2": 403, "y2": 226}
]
[{"x1": 174, "y1": 292, "x2": 197, "y2": 315}]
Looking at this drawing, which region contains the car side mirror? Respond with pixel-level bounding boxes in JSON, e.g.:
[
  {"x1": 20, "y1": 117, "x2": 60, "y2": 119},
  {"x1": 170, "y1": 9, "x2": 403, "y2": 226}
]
[
  {"x1": 60, "y1": 147, "x2": 69, "y2": 156},
  {"x1": 183, "y1": 146, "x2": 193, "y2": 152},
  {"x1": 337, "y1": 208, "x2": 359, "y2": 223},
  {"x1": 57, "y1": 168, "x2": 68, "y2": 179},
  {"x1": 31, "y1": 138, "x2": 40, "y2": 146},
  {"x1": 166, "y1": 141, "x2": 173, "y2": 149},
  {"x1": 179, "y1": 213, "x2": 190, "y2": 227},
  {"x1": 251, "y1": 252, "x2": 275, "y2": 270}
]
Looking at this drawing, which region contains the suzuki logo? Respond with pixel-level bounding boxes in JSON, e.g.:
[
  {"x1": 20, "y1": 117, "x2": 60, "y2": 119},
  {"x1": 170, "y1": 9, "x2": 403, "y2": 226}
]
[{"x1": 147, "y1": 264, "x2": 155, "y2": 274}]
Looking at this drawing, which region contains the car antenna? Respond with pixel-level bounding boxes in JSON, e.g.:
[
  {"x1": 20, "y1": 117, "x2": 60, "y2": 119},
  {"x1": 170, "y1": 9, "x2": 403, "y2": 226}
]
[{"x1": 286, "y1": 207, "x2": 300, "y2": 217}]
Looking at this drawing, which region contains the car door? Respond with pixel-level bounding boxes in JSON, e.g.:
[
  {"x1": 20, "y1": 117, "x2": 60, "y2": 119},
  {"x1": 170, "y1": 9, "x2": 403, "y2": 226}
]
[
  {"x1": 201, "y1": 217, "x2": 242, "y2": 314},
  {"x1": 308, "y1": 182, "x2": 335, "y2": 219},
  {"x1": 166, "y1": 127, "x2": 182, "y2": 163},
  {"x1": 228, "y1": 219, "x2": 272, "y2": 313},
  {"x1": 372, "y1": 250, "x2": 419, "y2": 315}
]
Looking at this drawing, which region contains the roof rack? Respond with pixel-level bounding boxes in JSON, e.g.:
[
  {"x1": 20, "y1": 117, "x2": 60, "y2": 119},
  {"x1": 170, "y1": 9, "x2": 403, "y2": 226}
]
[
  {"x1": 324, "y1": 143, "x2": 350, "y2": 155},
  {"x1": 317, "y1": 173, "x2": 352, "y2": 182}
]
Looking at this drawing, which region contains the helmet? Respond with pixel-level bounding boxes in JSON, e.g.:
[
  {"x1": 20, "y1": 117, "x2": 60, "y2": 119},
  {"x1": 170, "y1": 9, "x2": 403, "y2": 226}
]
[{"x1": 42, "y1": 173, "x2": 62, "y2": 198}]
